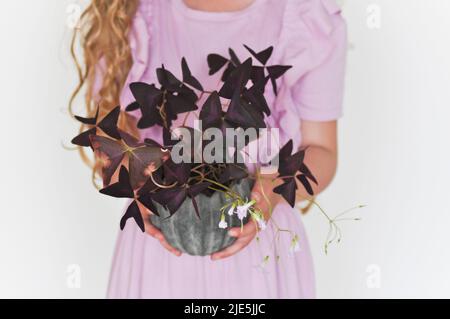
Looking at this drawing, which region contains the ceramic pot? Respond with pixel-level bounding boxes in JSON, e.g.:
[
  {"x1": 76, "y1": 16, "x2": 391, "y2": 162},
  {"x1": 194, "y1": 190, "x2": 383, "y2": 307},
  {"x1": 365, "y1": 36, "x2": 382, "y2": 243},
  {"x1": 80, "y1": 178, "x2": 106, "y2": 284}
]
[{"x1": 150, "y1": 179, "x2": 254, "y2": 256}]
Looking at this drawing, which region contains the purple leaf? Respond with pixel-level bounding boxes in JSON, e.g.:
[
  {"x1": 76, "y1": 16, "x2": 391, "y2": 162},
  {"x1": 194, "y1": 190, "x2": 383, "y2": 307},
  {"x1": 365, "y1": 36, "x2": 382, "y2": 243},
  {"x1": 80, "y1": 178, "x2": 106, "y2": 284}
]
[
  {"x1": 273, "y1": 178, "x2": 298, "y2": 208},
  {"x1": 250, "y1": 66, "x2": 266, "y2": 87},
  {"x1": 97, "y1": 106, "x2": 121, "y2": 140},
  {"x1": 163, "y1": 159, "x2": 191, "y2": 185},
  {"x1": 229, "y1": 49, "x2": 240, "y2": 65},
  {"x1": 267, "y1": 65, "x2": 292, "y2": 95},
  {"x1": 297, "y1": 174, "x2": 314, "y2": 196},
  {"x1": 71, "y1": 127, "x2": 96, "y2": 148},
  {"x1": 190, "y1": 196, "x2": 201, "y2": 219},
  {"x1": 244, "y1": 45, "x2": 273, "y2": 66},
  {"x1": 219, "y1": 58, "x2": 253, "y2": 99},
  {"x1": 157, "y1": 65, "x2": 183, "y2": 90},
  {"x1": 267, "y1": 65, "x2": 292, "y2": 79},
  {"x1": 165, "y1": 92, "x2": 198, "y2": 117},
  {"x1": 74, "y1": 106, "x2": 98, "y2": 125},
  {"x1": 243, "y1": 81, "x2": 271, "y2": 116},
  {"x1": 129, "y1": 82, "x2": 164, "y2": 128},
  {"x1": 188, "y1": 182, "x2": 211, "y2": 197},
  {"x1": 72, "y1": 107, "x2": 120, "y2": 147},
  {"x1": 182, "y1": 57, "x2": 204, "y2": 91},
  {"x1": 120, "y1": 201, "x2": 145, "y2": 232},
  {"x1": 91, "y1": 133, "x2": 163, "y2": 189},
  {"x1": 152, "y1": 187, "x2": 188, "y2": 215},
  {"x1": 199, "y1": 91, "x2": 223, "y2": 130},
  {"x1": 129, "y1": 82, "x2": 163, "y2": 115},
  {"x1": 128, "y1": 145, "x2": 164, "y2": 190},
  {"x1": 137, "y1": 193, "x2": 159, "y2": 216},
  {"x1": 299, "y1": 163, "x2": 318, "y2": 185},
  {"x1": 219, "y1": 164, "x2": 248, "y2": 184},
  {"x1": 225, "y1": 87, "x2": 266, "y2": 129},
  {"x1": 207, "y1": 54, "x2": 228, "y2": 75},
  {"x1": 279, "y1": 140, "x2": 293, "y2": 160},
  {"x1": 125, "y1": 101, "x2": 140, "y2": 112},
  {"x1": 119, "y1": 130, "x2": 141, "y2": 148},
  {"x1": 273, "y1": 140, "x2": 305, "y2": 177},
  {"x1": 99, "y1": 166, "x2": 134, "y2": 198},
  {"x1": 279, "y1": 150, "x2": 305, "y2": 177},
  {"x1": 90, "y1": 135, "x2": 127, "y2": 186},
  {"x1": 162, "y1": 128, "x2": 180, "y2": 148}
]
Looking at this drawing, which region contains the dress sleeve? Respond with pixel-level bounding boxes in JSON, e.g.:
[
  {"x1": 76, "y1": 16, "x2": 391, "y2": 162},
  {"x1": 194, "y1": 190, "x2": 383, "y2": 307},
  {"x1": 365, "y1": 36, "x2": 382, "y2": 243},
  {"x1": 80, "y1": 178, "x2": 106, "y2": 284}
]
[
  {"x1": 119, "y1": 0, "x2": 153, "y2": 115},
  {"x1": 281, "y1": 0, "x2": 348, "y2": 122}
]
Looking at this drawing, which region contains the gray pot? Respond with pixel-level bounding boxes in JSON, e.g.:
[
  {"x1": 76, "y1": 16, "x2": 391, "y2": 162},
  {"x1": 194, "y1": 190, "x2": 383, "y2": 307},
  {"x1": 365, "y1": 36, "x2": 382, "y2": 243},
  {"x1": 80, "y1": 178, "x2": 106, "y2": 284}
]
[{"x1": 150, "y1": 179, "x2": 254, "y2": 256}]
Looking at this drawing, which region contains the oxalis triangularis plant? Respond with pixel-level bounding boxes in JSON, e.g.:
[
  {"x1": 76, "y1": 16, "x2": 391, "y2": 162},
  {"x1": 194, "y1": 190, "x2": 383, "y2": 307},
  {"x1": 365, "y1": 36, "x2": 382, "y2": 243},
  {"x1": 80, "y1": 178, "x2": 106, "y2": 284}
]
[{"x1": 71, "y1": 45, "x2": 362, "y2": 259}]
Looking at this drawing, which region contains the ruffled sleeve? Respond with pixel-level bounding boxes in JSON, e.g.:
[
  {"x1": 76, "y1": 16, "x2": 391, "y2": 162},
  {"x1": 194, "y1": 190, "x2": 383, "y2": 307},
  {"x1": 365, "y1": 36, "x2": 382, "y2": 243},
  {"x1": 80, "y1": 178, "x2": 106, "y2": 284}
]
[
  {"x1": 278, "y1": 0, "x2": 348, "y2": 122},
  {"x1": 119, "y1": 0, "x2": 153, "y2": 113}
]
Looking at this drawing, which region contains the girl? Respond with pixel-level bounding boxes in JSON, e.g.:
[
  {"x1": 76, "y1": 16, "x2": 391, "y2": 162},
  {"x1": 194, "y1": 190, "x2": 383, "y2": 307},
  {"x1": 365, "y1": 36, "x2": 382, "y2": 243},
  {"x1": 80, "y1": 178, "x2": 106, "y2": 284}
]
[{"x1": 71, "y1": 0, "x2": 347, "y2": 298}]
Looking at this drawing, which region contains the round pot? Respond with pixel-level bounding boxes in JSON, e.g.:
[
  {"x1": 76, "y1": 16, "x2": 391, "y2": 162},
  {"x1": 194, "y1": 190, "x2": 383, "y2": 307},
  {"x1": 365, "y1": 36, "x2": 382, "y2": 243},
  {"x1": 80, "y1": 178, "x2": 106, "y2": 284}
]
[{"x1": 150, "y1": 178, "x2": 254, "y2": 256}]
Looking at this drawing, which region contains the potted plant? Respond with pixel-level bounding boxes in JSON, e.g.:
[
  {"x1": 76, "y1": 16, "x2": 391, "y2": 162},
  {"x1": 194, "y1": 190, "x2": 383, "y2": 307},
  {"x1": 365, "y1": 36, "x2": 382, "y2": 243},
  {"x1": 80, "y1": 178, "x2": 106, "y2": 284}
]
[{"x1": 71, "y1": 45, "x2": 320, "y2": 256}]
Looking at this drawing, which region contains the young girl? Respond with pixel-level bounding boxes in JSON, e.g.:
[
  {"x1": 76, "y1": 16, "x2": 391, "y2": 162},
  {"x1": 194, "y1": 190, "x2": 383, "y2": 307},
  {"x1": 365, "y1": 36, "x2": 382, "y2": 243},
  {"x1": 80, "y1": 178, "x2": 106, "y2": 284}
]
[{"x1": 71, "y1": 0, "x2": 347, "y2": 299}]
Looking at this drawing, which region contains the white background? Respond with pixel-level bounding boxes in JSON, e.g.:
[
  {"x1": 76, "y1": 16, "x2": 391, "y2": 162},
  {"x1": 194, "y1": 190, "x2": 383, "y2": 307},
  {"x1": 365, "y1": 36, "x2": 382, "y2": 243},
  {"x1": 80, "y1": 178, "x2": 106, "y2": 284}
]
[{"x1": 0, "y1": 0, "x2": 449, "y2": 298}]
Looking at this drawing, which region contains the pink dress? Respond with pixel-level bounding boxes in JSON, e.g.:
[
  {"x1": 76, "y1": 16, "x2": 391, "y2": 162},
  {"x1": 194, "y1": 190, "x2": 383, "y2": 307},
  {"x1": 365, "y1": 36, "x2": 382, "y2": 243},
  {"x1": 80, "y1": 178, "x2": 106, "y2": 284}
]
[{"x1": 106, "y1": 0, "x2": 347, "y2": 299}]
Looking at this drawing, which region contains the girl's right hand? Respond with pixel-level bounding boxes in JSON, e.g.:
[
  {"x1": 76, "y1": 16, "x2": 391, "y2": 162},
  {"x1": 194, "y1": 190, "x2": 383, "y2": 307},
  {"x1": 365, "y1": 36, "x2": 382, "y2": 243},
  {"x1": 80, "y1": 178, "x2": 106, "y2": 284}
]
[{"x1": 138, "y1": 202, "x2": 182, "y2": 257}]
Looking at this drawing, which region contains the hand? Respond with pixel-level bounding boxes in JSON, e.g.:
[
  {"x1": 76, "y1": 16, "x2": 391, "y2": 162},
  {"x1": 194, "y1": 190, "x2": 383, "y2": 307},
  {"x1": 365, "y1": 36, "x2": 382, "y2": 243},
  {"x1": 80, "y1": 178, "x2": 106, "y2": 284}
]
[
  {"x1": 210, "y1": 176, "x2": 280, "y2": 261},
  {"x1": 210, "y1": 220, "x2": 258, "y2": 261},
  {"x1": 138, "y1": 202, "x2": 182, "y2": 257}
]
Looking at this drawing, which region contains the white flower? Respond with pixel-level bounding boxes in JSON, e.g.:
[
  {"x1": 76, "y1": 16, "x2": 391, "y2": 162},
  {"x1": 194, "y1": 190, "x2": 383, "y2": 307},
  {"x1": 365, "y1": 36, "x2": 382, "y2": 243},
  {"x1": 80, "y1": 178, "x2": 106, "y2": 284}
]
[
  {"x1": 219, "y1": 220, "x2": 228, "y2": 229},
  {"x1": 236, "y1": 201, "x2": 255, "y2": 220},
  {"x1": 227, "y1": 205, "x2": 235, "y2": 216},
  {"x1": 257, "y1": 218, "x2": 267, "y2": 231},
  {"x1": 218, "y1": 215, "x2": 228, "y2": 229},
  {"x1": 289, "y1": 235, "x2": 300, "y2": 254},
  {"x1": 252, "y1": 211, "x2": 267, "y2": 231}
]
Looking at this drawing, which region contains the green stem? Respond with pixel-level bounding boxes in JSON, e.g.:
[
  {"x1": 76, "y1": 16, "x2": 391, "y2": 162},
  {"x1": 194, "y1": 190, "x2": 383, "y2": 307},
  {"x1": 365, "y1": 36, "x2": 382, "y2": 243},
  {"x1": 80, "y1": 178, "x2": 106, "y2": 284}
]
[{"x1": 202, "y1": 178, "x2": 241, "y2": 199}]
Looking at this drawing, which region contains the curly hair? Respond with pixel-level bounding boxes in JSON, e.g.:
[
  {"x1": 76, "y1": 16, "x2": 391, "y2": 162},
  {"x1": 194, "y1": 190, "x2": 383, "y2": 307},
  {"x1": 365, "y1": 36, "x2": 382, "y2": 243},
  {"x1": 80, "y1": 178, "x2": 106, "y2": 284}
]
[{"x1": 69, "y1": 0, "x2": 140, "y2": 178}]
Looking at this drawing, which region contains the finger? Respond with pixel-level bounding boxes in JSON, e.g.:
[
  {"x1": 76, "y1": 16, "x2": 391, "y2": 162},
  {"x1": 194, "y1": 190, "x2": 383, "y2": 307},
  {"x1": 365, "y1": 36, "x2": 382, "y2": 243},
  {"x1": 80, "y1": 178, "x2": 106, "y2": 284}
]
[
  {"x1": 138, "y1": 206, "x2": 182, "y2": 256},
  {"x1": 142, "y1": 216, "x2": 182, "y2": 256},
  {"x1": 137, "y1": 202, "x2": 161, "y2": 238},
  {"x1": 147, "y1": 225, "x2": 182, "y2": 256},
  {"x1": 251, "y1": 190, "x2": 262, "y2": 204},
  {"x1": 158, "y1": 236, "x2": 182, "y2": 257},
  {"x1": 228, "y1": 221, "x2": 257, "y2": 238},
  {"x1": 211, "y1": 239, "x2": 245, "y2": 260},
  {"x1": 144, "y1": 219, "x2": 163, "y2": 239},
  {"x1": 213, "y1": 223, "x2": 257, "y2": 260},
  {"x1": 141, "y1": 212, "x2": 161, "y2": 238}
]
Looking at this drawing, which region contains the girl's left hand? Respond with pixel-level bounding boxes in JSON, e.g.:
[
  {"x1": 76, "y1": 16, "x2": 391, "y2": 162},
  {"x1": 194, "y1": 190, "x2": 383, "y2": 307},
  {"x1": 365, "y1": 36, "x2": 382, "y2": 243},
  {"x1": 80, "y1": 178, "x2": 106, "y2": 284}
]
[
  {"x1": 210, "y1": 176, "x2": 279, "y2": 261},
  {"x1": 210, "y1": 220, "x2": 258, "y2": 261}
]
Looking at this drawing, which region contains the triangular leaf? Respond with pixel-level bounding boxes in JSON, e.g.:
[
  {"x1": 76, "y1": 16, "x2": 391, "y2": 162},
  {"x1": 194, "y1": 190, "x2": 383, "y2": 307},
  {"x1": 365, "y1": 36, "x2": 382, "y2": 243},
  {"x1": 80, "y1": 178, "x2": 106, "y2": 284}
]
[
  {"x1": 98, "y1": 106, "x2": 121, "y2": 140},
  {"x1": 244, "y1": 45, "x2": 273, "y2": 65},
  {"x1": 299, "y1": 163, "x2": 318, "y2": 185},
  {"x1": 71, "y1": 128, "x2": 96, "y2": 147},
  {"x1": 207, "y1": 54, "x2": 228, "y2": 75},
  {"x1": 120, "y1": 201, "x2": 145, "y2": 232},
  {"x1": 297, "y1": 174, "x2": 314, "y2": 196},
  {"x1": 273, "y1": 178, "x2": 297, "y2": 208},
  {"x1": 181, "y1": 57, "x2": 204, "y2": 91},
  {"x1": 99, "y1": 166, "x2": 134, "y2": 198},
  {"x1": 199, "y1": 91, "x2": 223, "y2": 130}
]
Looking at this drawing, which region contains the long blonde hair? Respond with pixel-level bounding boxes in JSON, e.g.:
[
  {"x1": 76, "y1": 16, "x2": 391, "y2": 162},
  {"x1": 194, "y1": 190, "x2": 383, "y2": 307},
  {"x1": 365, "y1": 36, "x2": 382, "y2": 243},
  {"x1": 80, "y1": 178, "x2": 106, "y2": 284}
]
[{"x1": 69, "y1": 0, "x2": 140, "y2": 172}]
